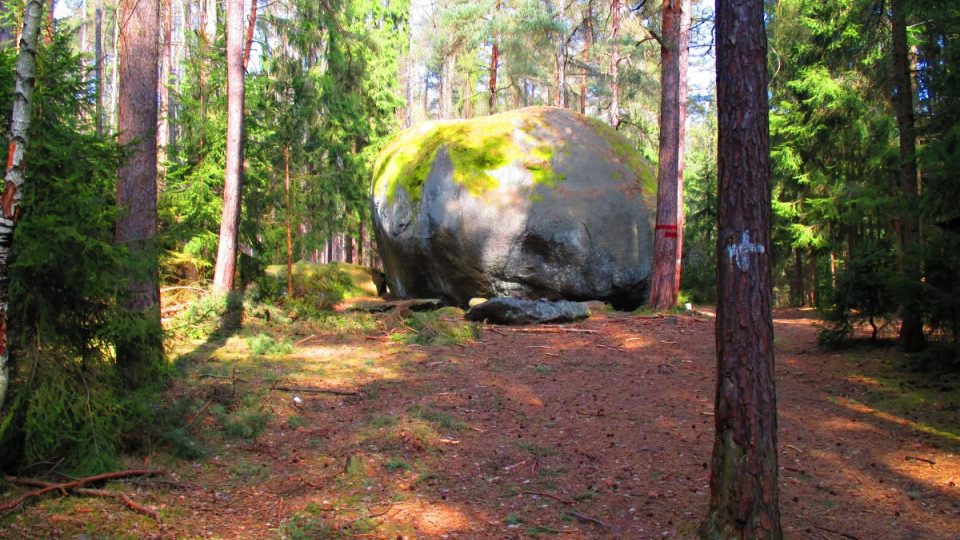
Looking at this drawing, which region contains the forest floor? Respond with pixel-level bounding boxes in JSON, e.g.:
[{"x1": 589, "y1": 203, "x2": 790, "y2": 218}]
[{"x1": 2, "y1": 304, "x2": 959, "y2": 539}]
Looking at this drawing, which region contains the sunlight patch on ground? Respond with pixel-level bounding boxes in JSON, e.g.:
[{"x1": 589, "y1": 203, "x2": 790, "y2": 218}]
[
  {"x1": 836, "y1": 397, "x2": 960, "y2": 444},
  {"x1": 390, "y1": 500, "x2": 477, "y2": 536}
]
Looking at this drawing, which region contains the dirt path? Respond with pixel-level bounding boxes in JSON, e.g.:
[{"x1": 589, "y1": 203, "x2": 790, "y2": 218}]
[{"x1": 2, "y1": 309, "x2": 959, "y2": 539}]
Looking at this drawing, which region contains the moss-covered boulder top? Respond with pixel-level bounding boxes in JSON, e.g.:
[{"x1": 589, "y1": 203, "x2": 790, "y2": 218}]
[{"x1": 371, "y1": 106, "x2": 657, "y2": 309}]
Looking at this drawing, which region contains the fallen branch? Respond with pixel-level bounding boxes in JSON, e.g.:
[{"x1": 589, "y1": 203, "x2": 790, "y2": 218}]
[
  {"x1": 274, "y1": 385, "x2": 359, "y2": 396},
  {"x1": 566, "y1": 510, "x2": 621, "y2": 536},
  {"x1": 73, "y1": 488, "x2": 161, "y2": 523},
  {"x1": 293, "y1": 334, "x2": 317, "y2": 347},
  {"x1": 814, "y1": 525, "x2": 859, "y2": 540},
  {"x1": 505, "y1": 327, "x2": 598, "y2": 334},
  {"x1": 0, "y1": 470, "x2": 160, "y2": 512},
  {"x1": 522, "y1": 491, "x2": 575, "y2": 504},
  {"x1": 905, "y1": 455, "x2": 936, "y2": 465}
]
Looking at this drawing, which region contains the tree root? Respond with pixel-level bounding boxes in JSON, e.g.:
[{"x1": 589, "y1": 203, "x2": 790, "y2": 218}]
[{"x1": 2, "y1": 470, "x2": 161, "y2": 522}]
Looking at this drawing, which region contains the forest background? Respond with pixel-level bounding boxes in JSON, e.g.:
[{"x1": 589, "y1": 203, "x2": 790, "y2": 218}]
[{"x1": 0, "y1": 0, "x2": 956, "y2": 487}]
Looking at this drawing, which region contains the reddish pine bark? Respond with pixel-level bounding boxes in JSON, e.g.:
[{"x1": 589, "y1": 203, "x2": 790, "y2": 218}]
[
  {"x1": 649, "y1": 0, "x2": 691, "y2": 309},
  {"x1": 579, "y1": 2, "x2": 592, "y2": 114},
  {"x1": 608, "y1": 0, "x2": 620, "y2": 127},
  {"x1": 488, "y1": 0, "x2": 500, "y2": 113},
  {"x1": 701, "y1": 0, "x2": 782, "y2": 537},
  {"x1": 284, "y1": 145, "x2": 293, "y2": 296},
  {"x1": 212, "y1": 0, "x2": 246, "y2": 292},
  {"x1": 890, "y1": 0, "x2": 924, "y2": 352},
  {"x1": 243, "y1": 0, "x2": 258, "y2": 70},
  {"x1": 116, "y1": 0, "x2": 162, "y2": 380}
]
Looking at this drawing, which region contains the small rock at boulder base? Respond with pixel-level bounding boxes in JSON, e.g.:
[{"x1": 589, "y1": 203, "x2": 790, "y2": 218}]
[
  {"x1": 466, "y1": 297, "x2": 590, "y2": 325},
  {"x1": 371, "y1": 106, "x2": 656, "y2": 309}
]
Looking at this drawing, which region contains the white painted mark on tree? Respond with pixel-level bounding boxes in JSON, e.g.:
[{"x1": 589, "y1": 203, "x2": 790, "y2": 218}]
[{"x1": 726, "y1": 230, "x2": 764, "y2": 271}]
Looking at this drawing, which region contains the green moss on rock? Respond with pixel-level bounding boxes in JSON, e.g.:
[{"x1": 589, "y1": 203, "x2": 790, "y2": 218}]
[
  {"x1": 373, "y1": 109, "x2": 563, "y2": 203},
  {"x1": 372, "y1": 107, "x2": 654, "y2": 204}
]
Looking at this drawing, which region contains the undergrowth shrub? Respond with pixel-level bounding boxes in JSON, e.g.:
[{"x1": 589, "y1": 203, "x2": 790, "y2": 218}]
[
  {"x1": 818, "y1": 244, "x2": 898, "y2": 348},
  {"x1": 246, "y1": 334, "x2": 293, "y2": 356},
  {"x1": 0, "y1": 37, "x2": 169, "y2": 475},
  {"x1": 397, "y1": 308, "x2": 480, "y2": 346}
]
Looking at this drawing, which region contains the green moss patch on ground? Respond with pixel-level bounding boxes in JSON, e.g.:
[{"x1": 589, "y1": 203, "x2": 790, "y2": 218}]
[
  {"x1": 265, "y1": 261, "x2": 378, "y2": 299},
  {"x1": 372, "y1": 109, "x2": 566, "y2": 204}
]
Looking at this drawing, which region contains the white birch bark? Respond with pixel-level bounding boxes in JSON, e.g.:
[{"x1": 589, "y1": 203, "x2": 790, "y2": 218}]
[{"x1": 0, "y1": 0, "x2": 44, "y2": 407}]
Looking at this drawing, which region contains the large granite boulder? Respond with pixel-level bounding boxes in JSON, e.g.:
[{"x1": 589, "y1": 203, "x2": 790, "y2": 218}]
[{"x1": 370, "y1": 106, "x2": 656, "y2": 309}]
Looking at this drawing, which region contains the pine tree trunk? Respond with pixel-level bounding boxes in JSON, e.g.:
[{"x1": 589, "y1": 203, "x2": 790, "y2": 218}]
[
  {"x1": 890, "y1": 0, "x2": 924, "y2": 352},
  {"x1": 243, "y1": 0, "x2": 257, "y2": 69},
  {"x1": 793, "y1": 248, "x2": 804, "y2": 307},
  {"x1": 44, "y1": 0, "x2": 53, "y2": 44},
  {"x1": 488, "y1": 0, "x2": 500, "y2": 113},
  {"x1": 649, "y1": 0, "x2": 691, "y2": 309},
  {"x1": 158, "y1": 0, "x2": 173, "y2": 177},
  {"x1": 579, "y1": 2, "x2": 592, "y2": 115},
  {"x1": 0, "y1": 0, "x2": 44, "y2": 408},
  {"x1": 116, "y1": 0, "x2": 162, "y2": 383},
  {"x1": 608, "y1": 0, "x2": 620, "y2": 127},
  {"x1": 110, "y1": 1, "x2": 119, "y2": 129},
  {"x1": 94, "y1": 0, "x2": 104, "y2": 135},
  {"x1": 701, "y1": 0, "x2": 782, "y2": 536},
  {"x1": 212, "y1": 0, "x2": 245, "y2": 292},
  {"x1": 284, "y1": 145, "x2": 293, "y2": 296},
  {"x1": 488, "y1": 43, "x2": 499, "y2": 113}
]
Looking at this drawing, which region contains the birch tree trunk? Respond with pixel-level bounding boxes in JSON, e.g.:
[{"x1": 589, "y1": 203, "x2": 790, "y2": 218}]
[
  {"x1": 212, "y1": 0, "x2": 245, "y2": 292},
  {"x1": 0, "y1": 0, "x2": 44, "y2": 408},
  {"x1": 701, "y1": 0, "x2": 782, "y2": 536},
  {"x1": 116, "y1": 0, "x2": 162, "y2": 383},
  {"x1": 649, "y1": 0, "x2": 690, "y2": 309}
]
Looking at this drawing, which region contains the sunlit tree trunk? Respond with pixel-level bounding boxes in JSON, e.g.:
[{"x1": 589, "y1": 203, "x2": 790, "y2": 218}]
[
  {"x1": 284, "y1": 145, "x2": 293, "y2": 296},
  {"x1": 488, "y1": 0, "x2": 500, "y2": 113},
  {"x1": 649, "y1": 0, "x2": 691, "y2": 309},
  {"x1": 243, "y1": 0, "x2": 257, "y2": 69},
  {"x1": 701, "y1": 0, "x2": 782, "y2": 536},
  {"x1": 116, "y1": 0, "x2": 162, "y2": 383},
  {"x1": 158, "y1": 0, "x2": 173, "y2": 176},
  {"x1": 0, "y1": 0, "x2": 44, "y2": 408},
  {"x1": 110, "y1": 0, "x2": 119, "y2": 129},
  {"x1": 212, "y1": 0, "x2": 245, "y2": 291},
  {"x1": 94, "y1": 0, "x2": 104, "y2": 134},
  {"x1": 890, "y1": 0, "x2": 924, "y2": 352},
  {"x1": 608, "y1": 0, "x2": 620, "y2": 127}
]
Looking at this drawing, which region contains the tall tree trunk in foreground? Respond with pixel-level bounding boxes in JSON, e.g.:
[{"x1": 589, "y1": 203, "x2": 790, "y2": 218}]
[
  {"x1": 649, "y1": 0, "x2": 691, "y2": 309},
  {"x1": 284, "y1": 145, "x2": 293, "y2": 296},
  {"x1": 0, "y1": 0, "x2": 43, "y2": 408},
  {"x1": 890, "y1": 0, "x2": 924, "y2": 352},
  {"x1": 701, "y1": 0, "x2": 782, "y2": 537},
  {"x1": 608, "y1": 0, "x2": 620, "y2": 127},
  {"x1": 212, "y1": 0, "x2": 245, "y2": 292},
  {"x1": 116, "y1": 0, "x2": 162, "y2": 383}
]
